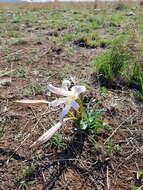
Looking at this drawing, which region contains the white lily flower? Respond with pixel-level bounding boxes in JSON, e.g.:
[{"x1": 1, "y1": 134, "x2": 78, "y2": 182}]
[{"x1": 48, "y1": 80, "x2": 86, "y2": 120}]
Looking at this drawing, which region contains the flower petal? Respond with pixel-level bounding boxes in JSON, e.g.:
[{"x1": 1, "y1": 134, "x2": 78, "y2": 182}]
[
  {"x1": 70, "y1": 76, "x2": 76, "y2": 84},
  {"x1": 48, "y1": 98, "x2": 67, "y2": 107},
  {"x1": 15, "y1": 100, "x2": 49, "y2": 105},
  {"x1": 62, "y1": 79, "x2": 71, "y2": 91},
  {"x1": 71, "y1": 100, "x2": 80, "y2": 110},
  {"x1": 71, "y1": 85, "x2": 86, "y2": 96},
  {"x1": 31, "y1": 118, "x2": 70, "y2": 147},
  {"x1": 59, "y1": 104, "x2": 71, "y2": 120},
  {"x1": 31, "y1": 121, "x2": 62, "y2": 147},
  {"x1": 47, "y1": 84, "x2": 73, "y2": 97}
]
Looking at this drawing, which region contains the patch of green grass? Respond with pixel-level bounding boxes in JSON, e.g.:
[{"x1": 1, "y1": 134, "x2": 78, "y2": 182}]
[
  {"x1": 93, "y1": 35, "x2": 132, "y2": 81},
  {"x1": 18, "y1": 180, "x2": 29, "y2": 189},
  {"x1": 63, "y1": 33, "x2": 75, "y2": 41},
  {"x1": 6, "y1": 30, "x2": 23, "y2": 38},
  {"x1": 23, "y1": 88, "x2": 31, "y2": 97},
  {"x1": 99, "y1": 39, "x2": 111, "y2": 48},
  {"x1": 5, "y1": 55, "x2": 21, "y2": 63},
  {"x1": 31, "y1": 84, "x2": 45, "y2": 95},
  {"x1": 137, "y1": 170, "x2": 143, "y2": 180},
  {"x1": 17, "y1": 164, "x2": 37, "y2": 189},
  {"x1": 105, "y1": 139, "x2": 113, "y2": 156},
  {"x1": 10, "y1": 38, "x2": 28, "y2": 46},
  {"x1": 88, "y1": 19, "x2": 102, "y2": 30},
  {"x1": 92, "y1": 32, "x2": 143, "y2": 94},
  {"x1": 73, "y1": 32, "x2": 100, "y2": 48},
  {"x1": 44, "y1": 134, "x2": 64, "y2": 149},
  {"x1": 131, "y1": 186, "x2": 142, "y2": 190},
  {"x1": 110, "y1": 16, "x2": 123, "y2": 26},
  {"x1": 12, "y1": 68, "x2": 27, "y2": 78},
  {"x1": 100, "y1": 87, "x2": 108, "y2": 97}
]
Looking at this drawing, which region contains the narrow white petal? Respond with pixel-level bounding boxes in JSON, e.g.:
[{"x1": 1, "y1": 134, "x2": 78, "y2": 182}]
[
  {"x1": 71, "y1": 85, "x2": 86, "y2": 96},
  {"x1": 15, "y1": 100, "x2": 49, "y2": 105},
  {"x1": 31, "y1": 118, "x2": 70, "y2": 147},
  {"x1": 59, "y1": 104, "x2": 71, "y2": 120},
  {"x1": 47, "y1": 84, "x2": 73, "y2": 97},
  {"x1": 48, "y1": 98, "x2": 67, "y2": 107},
  {"x1": 70, "y1": 76, "x2": 76, "y2": 84},
  {"x1": 31, "y1": 121, "x2": 62, "y2": 147},
  {"x1": 62, "y1": 79, "x2": 71, "y2": 91},
  {"x1": 71, "y1": 100, "x2": 80, "y2": 110}
]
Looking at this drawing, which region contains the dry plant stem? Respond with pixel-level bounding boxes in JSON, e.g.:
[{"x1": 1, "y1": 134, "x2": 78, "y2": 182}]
[
  {"x1": 104, "y1": 113, "x2": 136, "y2": 144},
  {"x1": 106, "y1": 166, "x2": 110, "y2": 190},
  {"x1": 30, "y1": 107, "x2": 46, "y2": 130},
  {"x1": 0, "y1": 69, "x2": 15, "y2": 78},
  {"x1": 42, "y1": 171, "x2": 47, "y2": 183},
  {"x1": 31, "y1": 108, "x2": 59, "y2": 120},
  {"x1": 6, "y1": 133, "x2": 30, "y2": 165}
]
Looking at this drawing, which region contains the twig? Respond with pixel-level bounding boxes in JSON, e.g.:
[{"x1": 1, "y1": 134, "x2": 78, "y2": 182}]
[
  {"x1": 104, "y1": 114, "x2": 135, "y2": 144},
  {"x1": 6, "y1": 133, "x2": 30, "y2": 165},
  {"x1": 107, "y1": 166, "x2": 110, "y2": 190}
]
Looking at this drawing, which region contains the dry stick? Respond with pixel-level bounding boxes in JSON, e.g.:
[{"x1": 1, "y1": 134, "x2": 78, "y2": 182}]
[
  {"x1": 6, "y1": 133, "x2": 30, "y2": 165},
  {"x1": 104, "y1": 113, "x2": 136, "y2": 144},
  {"x1": 42, "y1": 171, "x2": 47, "y2": 183},
  {"x1": 107, "y1": 166, "x2": 110, "y2": 190},
  {"x1": 0, "y1": 69, "x2": 15, "y2": 78},
  {"x1": 30, "y1": 107, "x2": 46, "y2": 130},
  {"x1": 31, "y1": 108, "x2": 59, "y2": 120}
]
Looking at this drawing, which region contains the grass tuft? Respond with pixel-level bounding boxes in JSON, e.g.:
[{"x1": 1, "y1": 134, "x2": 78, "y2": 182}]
[{"x1": 92, "y1": 31, "x2": 143, "y2": 94}]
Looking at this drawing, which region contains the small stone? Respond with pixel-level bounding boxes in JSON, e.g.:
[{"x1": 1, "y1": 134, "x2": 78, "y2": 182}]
[
  {"x1": 0, "y1": 78, "x2": 11, "y2": 86},
  {"x1": 126, "y1": 12, "x2": 135, "y2": 16}
]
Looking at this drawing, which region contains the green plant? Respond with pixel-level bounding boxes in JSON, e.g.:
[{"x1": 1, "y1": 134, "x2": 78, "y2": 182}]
[
  {"x1": 17, "y1": 164, "x2": 37, "y2": 189},
  {"x1": 130, "y1": 64, "x2": 143, "y2": 94},
  {"x1": 18, "y1": 180, "x2": 28, "y2": 189},
  {"x1": 137, "y1": 170, "x2": 143, "y2": 180},
  {"x1": 73, "y1": 33, "x2": 99, "y2": 48},
  {"x1": 79, "y1": 106, "x2": 112, "y2": 133},
  {"x1": 44, "y1": 134, "x2": 64, "y2": 149},
  {"x1": 92, "y1": 32, "x2": 143, "y2": 94},
  {"x1": 99, "y1": 39, "x2": 110, "y2": 48},
  {"x1": 23, "y1": 88, "x2": 31, "y2": 97},
  {"x1": 31, "y1": 84, "x2": 45, "y2": 95},
  {"x1": 63, "y1": 33, "x2": 75, "y2": 41},
  {"x1": 93, "y1": 35, "x2": 131, "y2": 81},
  {"x1": 12, "y1": 68, "x2": 27, "y2": 78},
  {"x1": 105, "y1": 139, "x2": 113, "y2": 155},
  {"x1": 110, "y1": 16, "x2": 123, "y2": 26},
  {"x1": 100, "y1": 87, "x2": 108, "y2": 96},
  {"x1": 5, "y1": 55, "x2": 21, "y2": 63},
  {"x1": 131, "y1": 186, "x2": 142, "y2": 190}
]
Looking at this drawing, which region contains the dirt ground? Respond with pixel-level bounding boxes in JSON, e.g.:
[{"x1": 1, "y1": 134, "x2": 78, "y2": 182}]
[{"x1": 0, "y1": 3, "x2": 143, "y2": 190}]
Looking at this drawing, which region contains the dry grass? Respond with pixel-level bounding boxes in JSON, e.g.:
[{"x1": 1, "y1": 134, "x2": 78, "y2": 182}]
[{"x1": 0, "y1": 0, "x2": 139, "y2": 9}]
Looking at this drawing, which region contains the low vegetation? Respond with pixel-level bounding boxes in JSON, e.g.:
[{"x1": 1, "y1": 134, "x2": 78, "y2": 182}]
[{"x1": 92, "y1": 31, "x2": 143, "y2": 96}]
